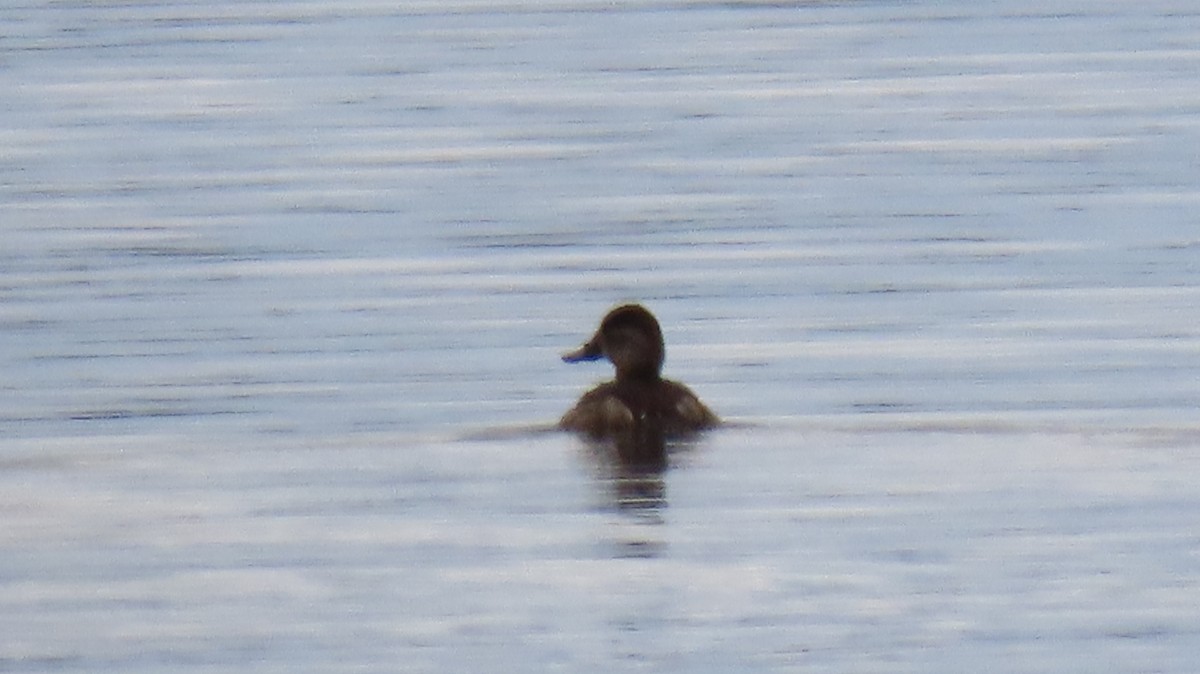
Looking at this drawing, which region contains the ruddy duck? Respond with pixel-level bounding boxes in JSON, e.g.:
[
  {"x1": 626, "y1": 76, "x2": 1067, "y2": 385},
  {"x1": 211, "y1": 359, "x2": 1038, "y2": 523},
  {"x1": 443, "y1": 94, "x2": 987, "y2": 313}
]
[{"x1": 559, "y1": 304, "x2": 718, "y2": 440}]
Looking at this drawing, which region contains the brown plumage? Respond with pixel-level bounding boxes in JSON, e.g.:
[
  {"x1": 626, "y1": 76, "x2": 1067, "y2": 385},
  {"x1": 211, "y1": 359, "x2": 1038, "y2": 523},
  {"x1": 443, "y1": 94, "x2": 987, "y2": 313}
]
[{"x1": 559, "y1": 304, "x2": 718, "y2": 440}]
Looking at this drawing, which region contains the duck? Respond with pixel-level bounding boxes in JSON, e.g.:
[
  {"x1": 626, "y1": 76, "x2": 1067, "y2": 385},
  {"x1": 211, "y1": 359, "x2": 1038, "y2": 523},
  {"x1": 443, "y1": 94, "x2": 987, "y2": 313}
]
[{"x1": 559, "y1": 304, "x2": 718, "y2": 440}]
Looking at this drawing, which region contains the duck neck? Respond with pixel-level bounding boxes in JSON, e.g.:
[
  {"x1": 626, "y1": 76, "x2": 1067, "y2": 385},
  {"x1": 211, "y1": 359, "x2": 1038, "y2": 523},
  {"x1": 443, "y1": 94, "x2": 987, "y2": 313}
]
[{"x1": 616, "y1": 366, "x2": 661, "y2": 383}]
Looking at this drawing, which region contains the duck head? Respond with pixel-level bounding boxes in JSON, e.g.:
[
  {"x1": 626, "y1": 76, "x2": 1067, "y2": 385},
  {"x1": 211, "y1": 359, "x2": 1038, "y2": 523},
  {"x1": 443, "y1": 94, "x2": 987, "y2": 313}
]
[{"x1": 562, "y1": 304, "x2": 665, "y2": 381}]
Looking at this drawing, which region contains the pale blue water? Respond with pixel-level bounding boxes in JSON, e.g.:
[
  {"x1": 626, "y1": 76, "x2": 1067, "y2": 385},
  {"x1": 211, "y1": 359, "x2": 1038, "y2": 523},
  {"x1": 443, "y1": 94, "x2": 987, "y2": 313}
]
[{"x1": 3, "y1": 1, "x2": 1200, "y2": 672}]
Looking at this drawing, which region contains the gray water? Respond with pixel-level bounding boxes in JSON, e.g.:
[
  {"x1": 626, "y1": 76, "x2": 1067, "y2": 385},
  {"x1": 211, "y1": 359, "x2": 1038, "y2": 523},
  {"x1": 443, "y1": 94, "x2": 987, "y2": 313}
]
[{"x1": 3, "y1": 1, "x2": 1200, "y2": 672}]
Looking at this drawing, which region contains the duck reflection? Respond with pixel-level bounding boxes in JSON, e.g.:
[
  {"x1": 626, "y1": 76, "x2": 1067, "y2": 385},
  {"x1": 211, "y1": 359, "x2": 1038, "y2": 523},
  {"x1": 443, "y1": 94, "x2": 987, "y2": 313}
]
[
  {"x1": 577, "y1": 434, "x2": 714, "y2": 558},
  {"x1": 584, "y1": 432, "x2": 669, "y2": 512},
  {"x1": 579, "y1": 434, "x2": 670, "y2": 558}
]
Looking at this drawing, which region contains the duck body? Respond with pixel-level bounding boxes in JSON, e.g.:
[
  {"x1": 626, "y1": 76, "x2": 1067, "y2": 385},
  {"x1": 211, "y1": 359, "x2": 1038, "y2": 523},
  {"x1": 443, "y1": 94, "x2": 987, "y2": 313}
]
[
  {"x1": 560, "y1": 377, "x2": 717, "y2": 440},
  {"x1": 559, "y1": 304, "x2": 718, "y2": 440}
]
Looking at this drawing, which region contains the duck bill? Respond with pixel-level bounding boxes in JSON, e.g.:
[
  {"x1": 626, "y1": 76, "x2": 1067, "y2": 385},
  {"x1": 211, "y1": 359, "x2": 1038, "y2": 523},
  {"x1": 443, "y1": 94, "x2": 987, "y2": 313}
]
[{"x1": 561, "y1": 339, "x2": 603, "y2": 363}]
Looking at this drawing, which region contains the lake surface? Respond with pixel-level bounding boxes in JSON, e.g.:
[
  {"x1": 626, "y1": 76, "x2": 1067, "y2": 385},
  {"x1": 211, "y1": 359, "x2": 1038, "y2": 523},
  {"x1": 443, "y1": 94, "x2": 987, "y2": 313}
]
[{"x1": 3, "y1": 1, "x2": 1200, "y2": 672}]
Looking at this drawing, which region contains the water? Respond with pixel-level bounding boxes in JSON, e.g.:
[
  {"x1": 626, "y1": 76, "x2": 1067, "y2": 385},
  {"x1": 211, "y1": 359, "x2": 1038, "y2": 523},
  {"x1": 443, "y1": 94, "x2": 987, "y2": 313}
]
[{"x1": 3, "y1": 1, "x2": 1200, "y2": 671}]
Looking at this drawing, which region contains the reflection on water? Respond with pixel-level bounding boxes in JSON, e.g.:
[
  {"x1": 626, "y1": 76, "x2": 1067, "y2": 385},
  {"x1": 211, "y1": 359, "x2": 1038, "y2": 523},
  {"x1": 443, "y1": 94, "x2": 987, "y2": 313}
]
[
  {"x1": 577, "y1": 434, "x2": 671, "y2": 513},
  {"x1": 606, "y1": 473, "x2": 668, "y2": 559},
  {"x1": 577, "y1": 431, "x2": 727, "y2": 559},
  {"x1": 580, "y1": 434, "x2": 673, "y2": 558}
]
